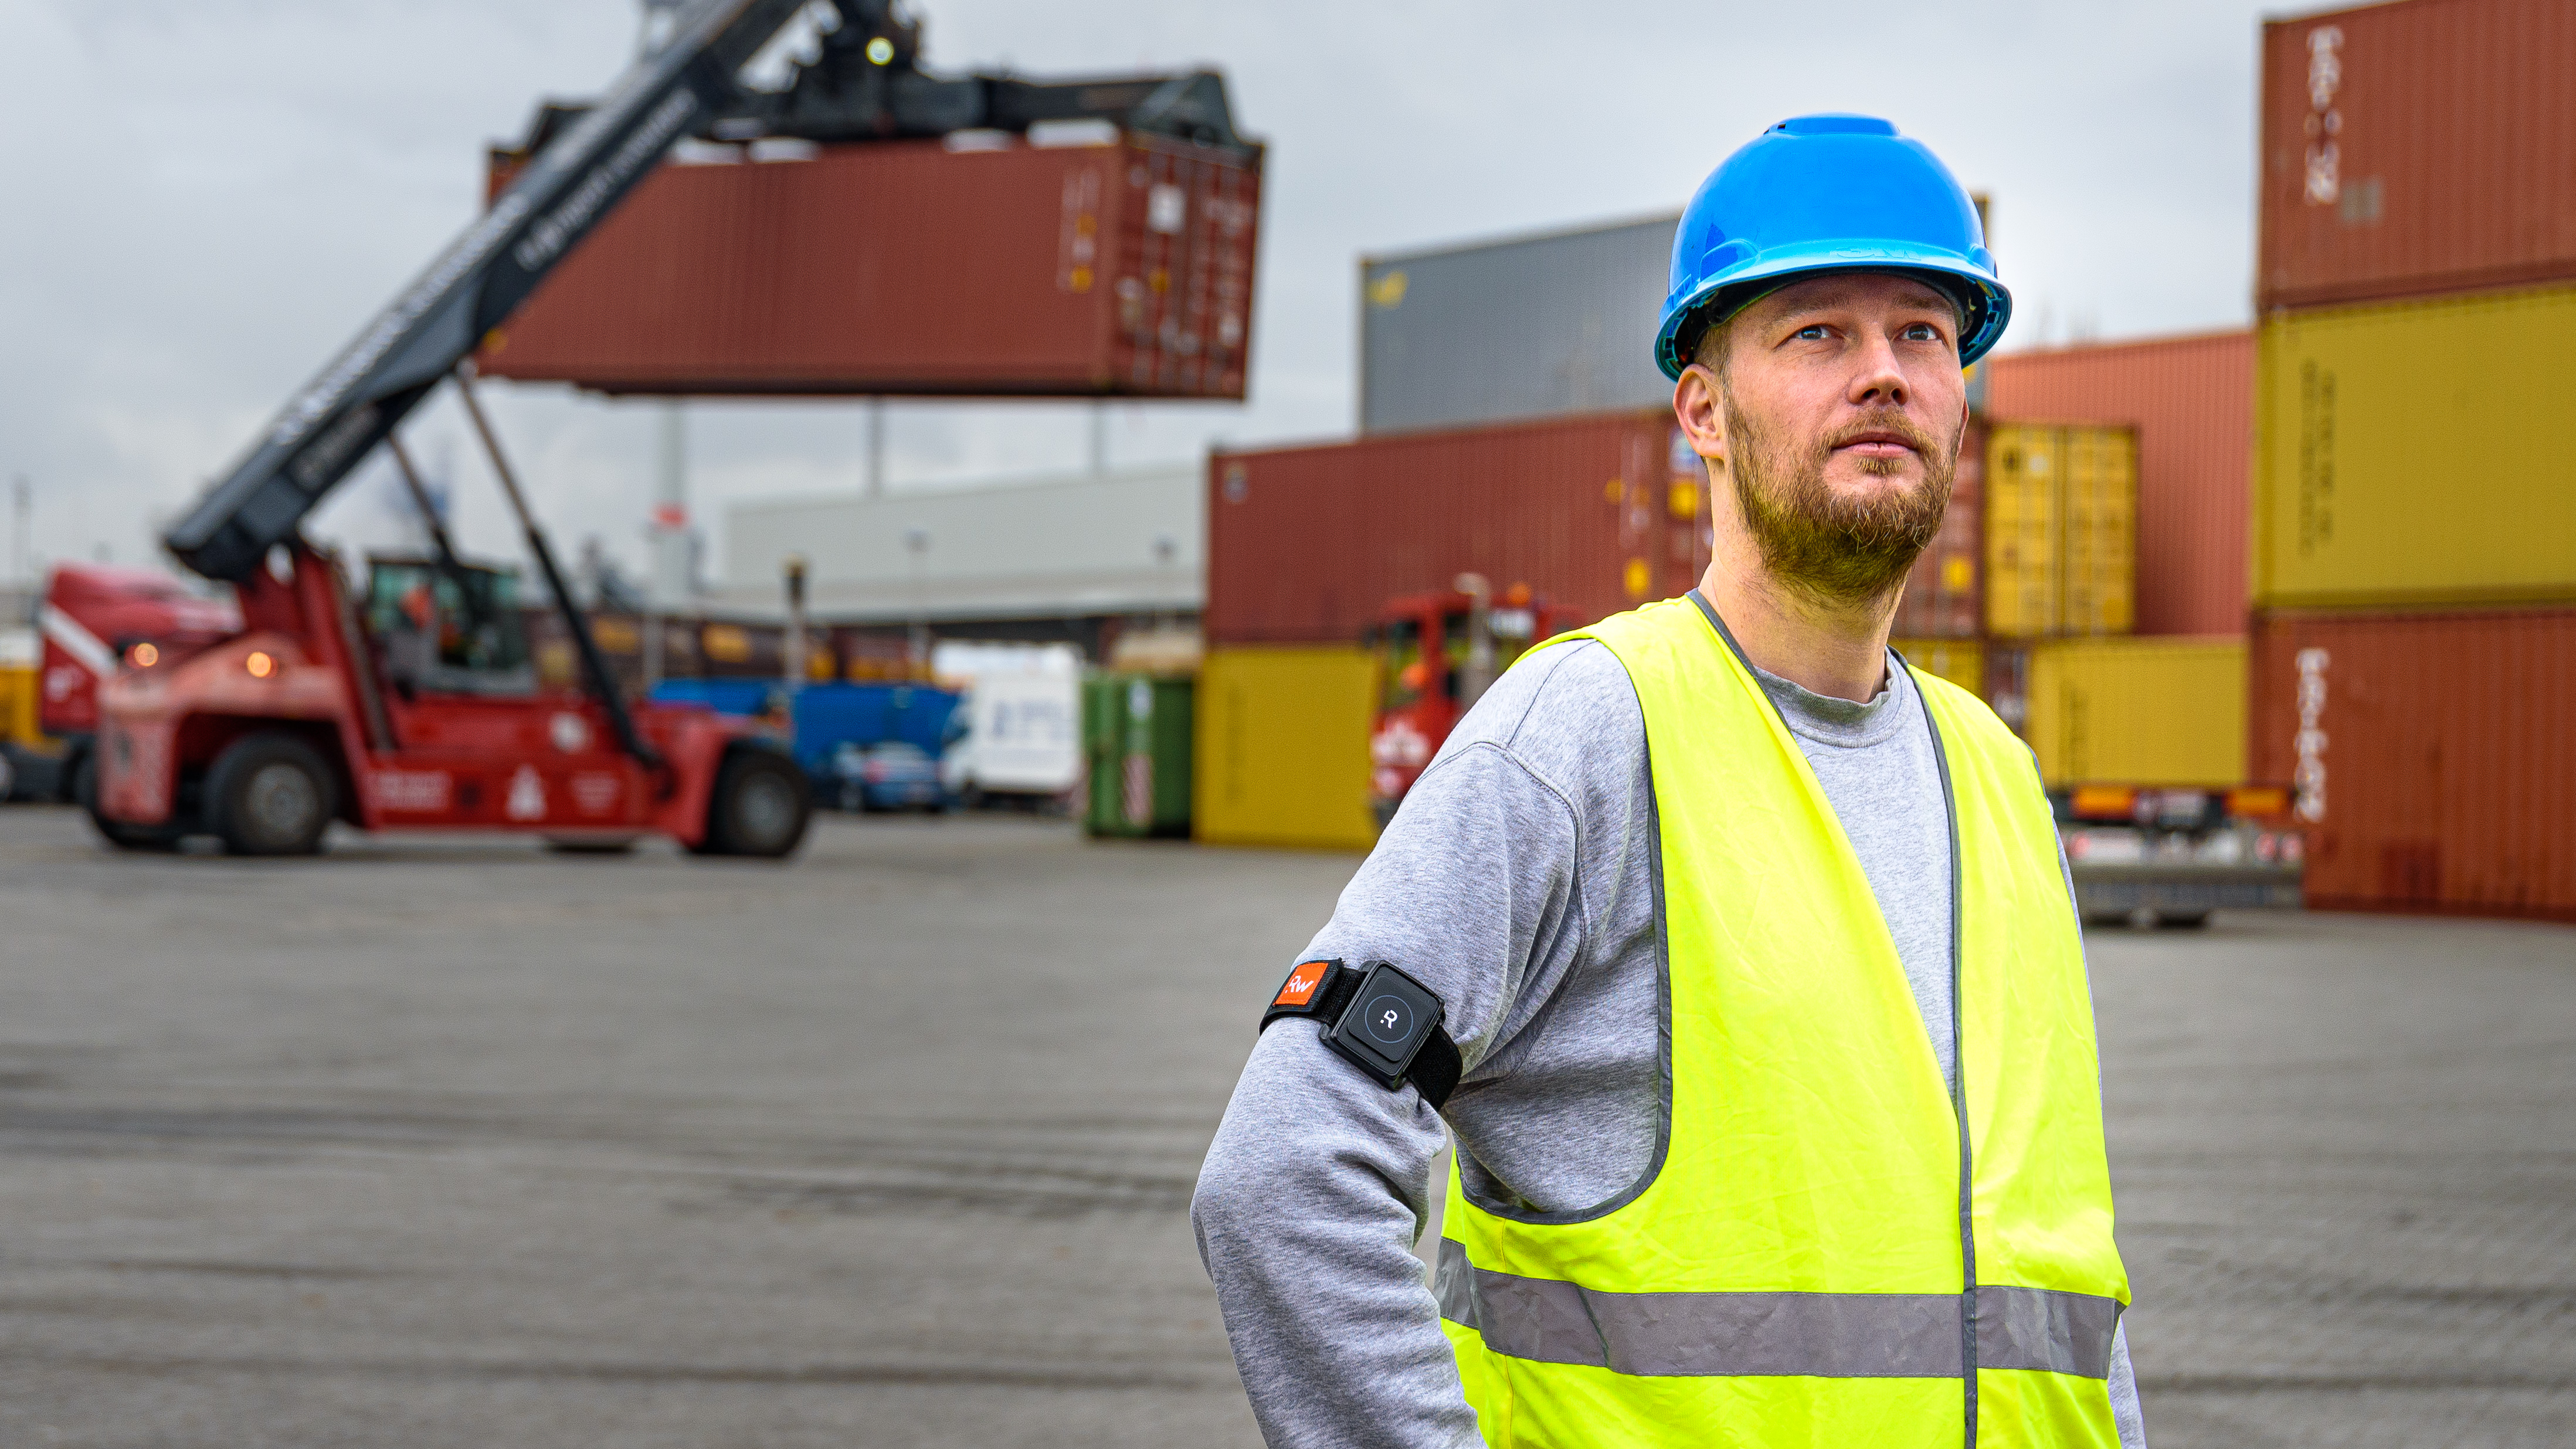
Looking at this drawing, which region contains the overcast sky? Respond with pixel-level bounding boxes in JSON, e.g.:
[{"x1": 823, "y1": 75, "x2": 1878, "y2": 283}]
[{"x1": 1, "y1": 0, "x2": 2293, "y2": 593}]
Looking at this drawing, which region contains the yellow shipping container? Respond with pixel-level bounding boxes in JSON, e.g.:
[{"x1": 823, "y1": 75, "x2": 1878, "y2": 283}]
[
  {"x1": 1194, "y1": 646, "x2": 1380, "y2": 851},
  {"x1": 1, "y1": 663, "x2": 39, "y2": 748},
  {"x1": 2255, "y1": 283, "x2": 2576, "y2": 609},
  {"x1": 1984, "y1": 423, "x2": 2136, "y2": 637},
  {"x1": 1890, "y1": 637, "x2": 1984, "y2": 699},
  {"x1": 2023, "y1": 636, "x2": 2245, "y2": 788}
]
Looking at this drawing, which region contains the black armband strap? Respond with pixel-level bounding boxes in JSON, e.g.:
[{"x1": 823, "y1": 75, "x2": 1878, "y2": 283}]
[{"x1": 1260, "y1": 958, "x2": 1462, "y2": 1109}]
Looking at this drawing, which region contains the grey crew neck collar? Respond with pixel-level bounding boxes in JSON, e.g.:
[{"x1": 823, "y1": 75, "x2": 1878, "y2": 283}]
[{"x1": 1748, "y1": 650, "x2": 1916, "y2": 749}]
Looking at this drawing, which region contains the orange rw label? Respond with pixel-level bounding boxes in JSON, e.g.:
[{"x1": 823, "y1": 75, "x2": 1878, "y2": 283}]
[{"x1": 1274, "y1": 962, "x2": 1331, "y2": 1007}]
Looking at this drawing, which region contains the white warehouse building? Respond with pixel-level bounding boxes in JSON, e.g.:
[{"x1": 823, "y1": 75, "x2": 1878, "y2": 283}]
[{"x1": 719, "y1": 466, "x2": 1203, "y2": 640}]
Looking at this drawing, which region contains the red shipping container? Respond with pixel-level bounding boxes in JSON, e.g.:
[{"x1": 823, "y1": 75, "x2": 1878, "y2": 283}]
[
  {"x1": 1890, "y1": 418, "x2": 1987, "y2": 639},
  {"x1": 1207, "y1": 411, "x2": 1687, "y2": 646},
  {"x1": 2258, "y1": 0, "x2": 2576, "y2": 310},
  {"x1": 2249, "y1": 608, "x2": 2576, "y2": 920},
  {"x1": 479, "y1": 134, "x2": 1260, "y2": 398},
  {"x1": 1985, "y1": 331, "x2": 2252, "y2": 637}
]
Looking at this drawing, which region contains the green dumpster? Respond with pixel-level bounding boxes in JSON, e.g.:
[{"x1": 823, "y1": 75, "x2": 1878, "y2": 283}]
[{"x1": 1084, "y1": 673, "x2": 1193, "y2": 837}]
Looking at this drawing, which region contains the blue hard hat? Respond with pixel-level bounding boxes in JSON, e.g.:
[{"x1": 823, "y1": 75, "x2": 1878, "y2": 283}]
[{"x1": 1655, "y1": 114, "x2": 2010, "y2": 379}]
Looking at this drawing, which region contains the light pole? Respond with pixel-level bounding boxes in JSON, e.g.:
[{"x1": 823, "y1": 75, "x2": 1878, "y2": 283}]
[{"x1": 904, "y1": 526, "x2": 931, "y2": 673}]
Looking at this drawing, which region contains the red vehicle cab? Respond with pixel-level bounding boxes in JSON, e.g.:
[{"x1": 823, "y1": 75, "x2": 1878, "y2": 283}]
[
  {"x1": 12, "y1": 563, "x2": 240, "y2": 805},
  {"x1": 1367, "y1": 578, "x2": 1566, "y2": 826},
  {"x1": 91, "y1": 545, "x2": 806, "y2": 858}
]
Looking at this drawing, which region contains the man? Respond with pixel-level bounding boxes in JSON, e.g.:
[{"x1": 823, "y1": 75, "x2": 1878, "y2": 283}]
[{"x1": 1194, "y1": 114, "x2": 2145, "y2": 1448}]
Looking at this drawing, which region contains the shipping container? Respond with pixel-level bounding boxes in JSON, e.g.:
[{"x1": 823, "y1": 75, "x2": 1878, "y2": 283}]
[
  {"x1": 2258, "y1": 0, "x2": 2576, "y2": 310},
  {"x1": 1889, "y1": 419, "x2": 1987, "y2": 639},
  {"x1": 1984, "y1": 423, "x2": 2137, "y2": 637},
  {"x1": 1985, "y1": 332, "x2": 2252, "y2": 636},
  {"x1": 2254, "y1": 284, "x2": 2576, "y2": 610},
  {"x1": 1195, "y1": 647, "x2": 1377, "y2": 850},
  {"x1": 478, "y1": 133, "x2": 1261, "y2": 398},
  {"x1": 1084, "y1": 673, "x2": 1192, "y2": 837},
  {"x1": 1890, "y1": 638, "x2": 1985, "y2": 700},
  {"x1": 1360, "y1": 215, "x2": 1678, "y2": 435},
  {"x1": 1207, "y1": 411, "x2": 1688, "y2": 647},
  {"x1": 2249, "y1": 608, "x2": 2576, "y2": 919},
  {"x1": 2022, "y1": 637, "x2": 2247, "y2": 789}
]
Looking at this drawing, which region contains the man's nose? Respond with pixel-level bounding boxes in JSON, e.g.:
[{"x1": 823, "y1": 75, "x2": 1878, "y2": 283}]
[{"x1": 1849, "y1": 334, "x2": 1909, "y2": 407}]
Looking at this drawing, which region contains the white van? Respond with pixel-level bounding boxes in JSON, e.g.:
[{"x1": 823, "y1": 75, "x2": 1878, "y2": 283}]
[{"x1": 943, "y1": 671, "x2": 1080, "y2": 805}]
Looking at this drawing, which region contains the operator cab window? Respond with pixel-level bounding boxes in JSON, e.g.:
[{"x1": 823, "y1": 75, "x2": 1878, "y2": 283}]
[{"x1": 365, "y1": 557, "x2": 538, "y2": 697}]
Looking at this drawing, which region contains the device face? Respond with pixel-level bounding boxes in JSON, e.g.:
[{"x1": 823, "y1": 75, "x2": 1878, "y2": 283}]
[{"x1": 1322, "y1": 962, "x2": 1444, "y2": 1084}]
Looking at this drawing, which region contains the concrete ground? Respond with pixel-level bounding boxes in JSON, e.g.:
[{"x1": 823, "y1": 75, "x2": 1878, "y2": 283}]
[{"x1": 0, "y1": 805, "x2": 2567, "y2": 1447}]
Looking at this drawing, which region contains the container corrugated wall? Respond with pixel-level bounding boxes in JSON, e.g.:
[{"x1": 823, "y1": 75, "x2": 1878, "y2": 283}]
[
  {"x1": 1890, "y1": 420, "x2": 1986, "y2": 640},
  {"x1": 1984, "y1": 424, "x2": 2136, "y2": 637},
  {"x1": 2249, "y1": 608, "x2": 2576, "y2": 919},
  {"x1": 1206, "y1": 411, "x2": 1685, "y2": 646},
  {"x1": 2023, "y1": 636, "x2": 2247, "y2": 788},
  {"x1": 1891, "y1": 638, "x2": 1984, "y2": 699},
  {"x1": 1195, "y1": 647, "x2": 1378, "y2": 850},
  {"x1": 1360, "y1": 216, "x2": 1677, "y2": 435},
  {"x1": 2258, "y1": 0, "x2": 2576, "y2": 310},
  {"x1": 2253, "y1": 283, "x2": 2576, "y2": 609},
  {"x1": 1984, "y1": 332, "x2": 2251, "y2": 636},
  {"x1": 480, "y1": 134, "x2": 1259, "y2": 398}
]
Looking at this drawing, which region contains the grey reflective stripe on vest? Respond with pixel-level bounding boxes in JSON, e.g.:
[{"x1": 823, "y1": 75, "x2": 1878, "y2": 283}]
[{"x1": 1436, "y1": 1240, "x2": 2120, "y2": 1380}]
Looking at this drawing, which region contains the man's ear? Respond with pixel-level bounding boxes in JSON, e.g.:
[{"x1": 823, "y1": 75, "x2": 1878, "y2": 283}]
[{"x1": 1672, "y1": 364, "x2": 1727, "y2": 468}]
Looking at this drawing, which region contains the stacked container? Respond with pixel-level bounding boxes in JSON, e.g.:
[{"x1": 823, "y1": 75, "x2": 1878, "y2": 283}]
[
  {"x1": 2246, "y1": 0, "x2": 2576, "y2": 918},
  {"x1": 1202, "y1": 408, "x2": 1703, "y2": 846}
]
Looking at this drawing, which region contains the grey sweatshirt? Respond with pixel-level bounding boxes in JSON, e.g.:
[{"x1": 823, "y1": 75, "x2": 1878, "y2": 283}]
[{"x1": 1192, "y1": 631, "x2": 2146, "y2": 1447}]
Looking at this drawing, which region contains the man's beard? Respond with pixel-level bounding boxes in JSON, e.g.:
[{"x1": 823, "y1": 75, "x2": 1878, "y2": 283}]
[{"x1": 1724, "y1": 396, "x2": 1957, "y2": 608}]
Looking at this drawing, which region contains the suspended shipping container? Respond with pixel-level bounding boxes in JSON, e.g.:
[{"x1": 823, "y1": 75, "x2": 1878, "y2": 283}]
[
  {"x1": 1889, "y1": 419, "x2": 1987, "y2": 640},
  {"x1": 1984, "y1": 332, "x2": 2252, "y2": 636},
  {"x1": 2021, "y1": 636, "x2": 2247, "y2": 789},
  {"x1": 479, "y1": 134, "x2": 1261, "y2": 398},
  {"x1": 1206, "y1": 411, "x2": 1688, "y2": 646},
  {"x1": 1195, "y1": 646, "x2": 1378, "y2": 850},
  {"x1": 2258, "y1": 0, "x2": 2576, "y2": 310},
  {"x1": 1984, "y1": 423, "x2": 2137, "y2": 637},
  {"x1": 2254, "y1": 284, "x2": 2576, "y2": 610},
  {"x1": 2250, "y1": 608, "x2": 2576, "y2": 920},
  {"x1": 1360, "y1": 215, "x2": 1679, "y2": 435}
]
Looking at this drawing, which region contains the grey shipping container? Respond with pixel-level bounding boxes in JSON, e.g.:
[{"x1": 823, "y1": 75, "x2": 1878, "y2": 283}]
[{"x1": 1360, "y1": 215, "x2": 1679, "y2": 435}]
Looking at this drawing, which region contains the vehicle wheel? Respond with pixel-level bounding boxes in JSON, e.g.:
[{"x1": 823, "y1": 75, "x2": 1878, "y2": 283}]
[
  {"x1": 206, "y1": 733, "x2": 337, "y2": 857},
  {"x1": 73, "y1": 749, "x2": 182, "y2": 852},
  {"x1": 702, "y1": 748, "x2": 811, "y2": 858}
]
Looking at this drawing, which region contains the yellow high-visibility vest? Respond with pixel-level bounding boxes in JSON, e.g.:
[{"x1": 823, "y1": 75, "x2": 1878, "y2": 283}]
[{"x1": 1437, "y1": 593, "x2": 2129, "y2": 1447}]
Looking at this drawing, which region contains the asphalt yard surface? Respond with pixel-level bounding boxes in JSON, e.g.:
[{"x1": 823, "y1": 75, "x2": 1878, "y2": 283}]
[{"x1": 0, "y1": 804, "x2": 2568, "y2": 1447}]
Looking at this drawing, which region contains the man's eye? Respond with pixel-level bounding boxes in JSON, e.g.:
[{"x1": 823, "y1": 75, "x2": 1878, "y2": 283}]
[
  {"x1": 1795, "y1": 325, "x2": 1830, "y2": 341},
  {"x1": 1902, "y1": 323, "x2": 1940, "y2": 341}
]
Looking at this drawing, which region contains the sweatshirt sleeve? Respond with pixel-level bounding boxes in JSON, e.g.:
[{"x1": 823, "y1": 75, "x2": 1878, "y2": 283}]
[{"x1": 1190, "y1": 730, "x2": 1590, "y2": 1448}]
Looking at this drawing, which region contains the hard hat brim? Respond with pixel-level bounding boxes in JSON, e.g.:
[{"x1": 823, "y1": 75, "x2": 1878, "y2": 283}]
[{"x1": 1655, "y1": 250, "x2": 2012, "y2": 381}]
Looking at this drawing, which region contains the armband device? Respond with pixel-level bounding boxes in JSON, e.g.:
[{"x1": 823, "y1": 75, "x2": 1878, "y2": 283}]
[{"x1": 1260, "y1": 959, "x2": 1461, "y2": 1108}]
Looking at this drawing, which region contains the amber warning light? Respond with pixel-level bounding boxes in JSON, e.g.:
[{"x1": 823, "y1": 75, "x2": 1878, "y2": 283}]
[
  {"x1": 128, "y1": 643, "x2": 159, "y2": 668},
  {"x1": 245, "y1": 651, "x2": 276, "y2": 679}
]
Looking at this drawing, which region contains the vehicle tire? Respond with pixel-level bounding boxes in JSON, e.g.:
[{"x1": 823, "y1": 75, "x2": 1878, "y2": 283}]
[
  {"x1": 73, "y1": 749, "x2": 182, "y2": 852},
  {"x1": 702, "y1": 748, "x2": 811, "y2": 858},
  {"x1": 206, "y1": 733, "x2": 337, "y2": 857}
]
